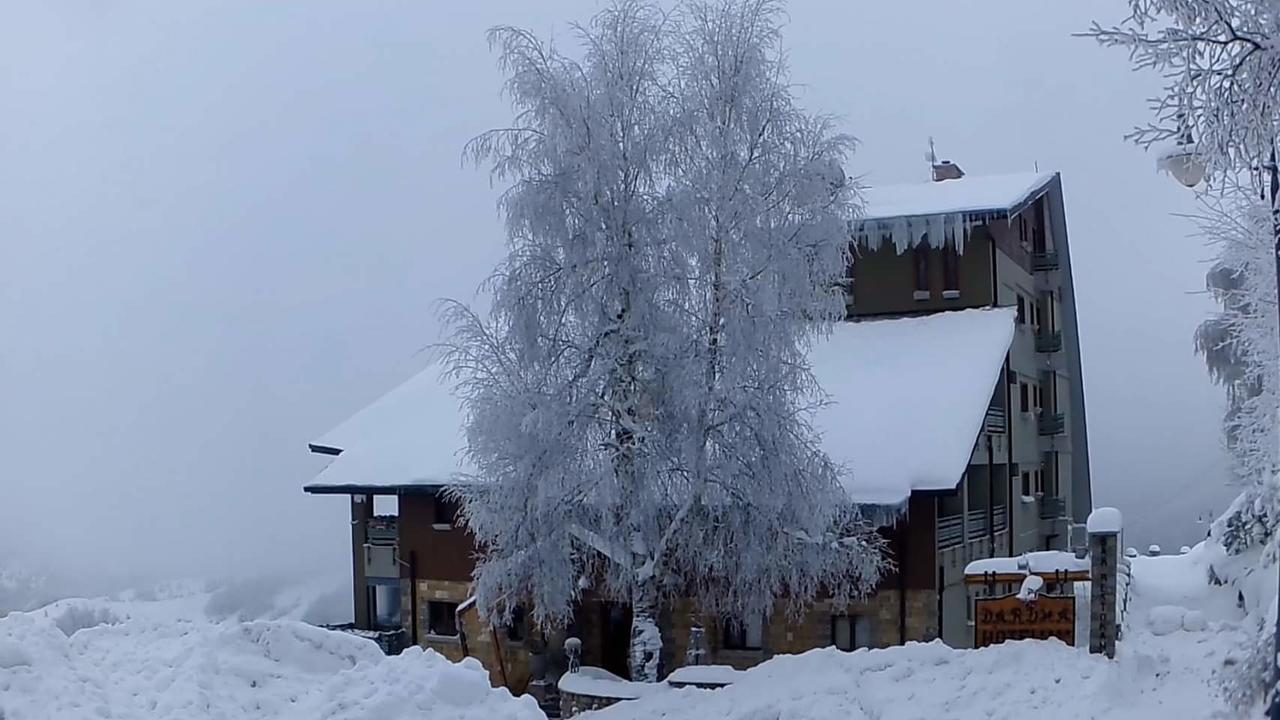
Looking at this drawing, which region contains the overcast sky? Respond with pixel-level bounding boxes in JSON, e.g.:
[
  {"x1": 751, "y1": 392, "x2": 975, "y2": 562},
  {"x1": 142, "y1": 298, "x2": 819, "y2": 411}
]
[{"x1": 0, "y1": 0, "x2": 1233, "y2": 591}]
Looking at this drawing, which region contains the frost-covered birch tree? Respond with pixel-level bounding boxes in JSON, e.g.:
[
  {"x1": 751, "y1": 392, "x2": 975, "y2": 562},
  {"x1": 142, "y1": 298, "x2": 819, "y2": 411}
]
[
  {"x1": 443, "y1": 0, "x2": 883, "y2": 683},
  {"x1": 1193, "y1": 187, "x2": 1280, "y2": 556},
  {"x1": 1086, "y1": 3, "x2": 1280, "y2": 712}
]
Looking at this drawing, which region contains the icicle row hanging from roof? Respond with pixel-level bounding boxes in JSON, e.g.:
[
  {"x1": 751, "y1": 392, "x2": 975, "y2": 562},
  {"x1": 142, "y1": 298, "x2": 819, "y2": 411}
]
[{"x1": 849, "y1": 211, "x2": 1008, "y2": 255}]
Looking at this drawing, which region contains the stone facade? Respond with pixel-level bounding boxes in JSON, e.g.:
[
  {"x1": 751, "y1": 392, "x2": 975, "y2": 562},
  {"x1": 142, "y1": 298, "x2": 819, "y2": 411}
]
[
  {"x1": 410, "y1": 578, "x2": 534, "y2": 692},
  {"x1": 661, "y1": 590, "x2": 937, "y2": 674},
  {"x1": 560, "y1": 690, "x2": 625, "y2": 717}
]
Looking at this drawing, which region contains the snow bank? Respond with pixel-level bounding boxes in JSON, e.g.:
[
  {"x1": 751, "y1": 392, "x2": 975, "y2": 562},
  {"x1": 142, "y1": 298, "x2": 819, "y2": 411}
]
[
  {"x1": 594, "y1": 547, "x2": 1247, "y2": 720},
  {"x1": 593, "y1": 637, "x2": 1230, "y2": 720},
  {"x1": 0, "y1": 599, "x2": 541, "y2": 720}
]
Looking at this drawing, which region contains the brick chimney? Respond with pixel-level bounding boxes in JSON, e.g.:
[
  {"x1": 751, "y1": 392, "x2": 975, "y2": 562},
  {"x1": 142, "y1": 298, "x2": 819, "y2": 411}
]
[{"x1": 932, "y1": 160, "x2": 965, "y2": 182}]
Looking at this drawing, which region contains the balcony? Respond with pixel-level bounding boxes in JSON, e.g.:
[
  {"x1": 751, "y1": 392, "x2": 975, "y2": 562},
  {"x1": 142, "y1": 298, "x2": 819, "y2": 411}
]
[
  {"x1": 367, "y1": 515, "x2": 398, "y2": 545},
  {"x1": 1032, "y1": 252, "x2": 1060, "y2": 272},
  {"x1": 1038, "y1": 412, "x2": 1066, "y2": 436},
  {"x1": 1039, "y1": 495, "x2": 1066, "y2": 520},
  {"x1": 966, "y1": 507, "x2": 1006, "y2": 539},
  {"x1": 1035, "y1": 331, "x2": 1063, "y2": 354},
  {"x1": 983, "y1": 406, "x2": 1007, "y2": 434}
]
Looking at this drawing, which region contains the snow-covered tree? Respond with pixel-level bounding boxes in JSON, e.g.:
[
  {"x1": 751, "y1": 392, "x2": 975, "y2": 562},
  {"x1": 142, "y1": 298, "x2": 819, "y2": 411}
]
[
  {"x1": 1192, "y1": 187, "x2": 1280, "y2": 556},
  {"x1": 1085, "y1": 2, "x2": 1280, "y2": 174},
  {"x1": 442, "y1": 0, "x2": 884, "y2": 683},
  {"x1": 1086, "y1": 5, "x2": 1280, "y2": 713}
]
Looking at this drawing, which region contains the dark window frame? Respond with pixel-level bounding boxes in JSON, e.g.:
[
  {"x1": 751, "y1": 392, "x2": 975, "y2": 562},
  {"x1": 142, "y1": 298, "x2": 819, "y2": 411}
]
[
  {"x1": 434, "y1": 495, "x2": 460, "y2": 528},
  {"x1": 942, "y1": 235, "x2": 960, "y2": 294},
  {"x1": 912, "y1": 237, "x2": 932, "y2": 295},
  {"x1": 506, "y1": 605, "x2": 527, "y2": 643},
  {"x1": 425, "y1": 600, "x2": 459, "y2": 637},
  {"x1": 1021, "y1": 471, "x2": 1032, "y2": 497},
  {"x1": 1016, "y1": 295, "x2": 1027, "y2": 324},
  {"x1": 1019, "y1": 382, "x2": 1030, "y2": 413},
  {"x1": 722, "y1": 616, "x2": 764, "y2": 651}
]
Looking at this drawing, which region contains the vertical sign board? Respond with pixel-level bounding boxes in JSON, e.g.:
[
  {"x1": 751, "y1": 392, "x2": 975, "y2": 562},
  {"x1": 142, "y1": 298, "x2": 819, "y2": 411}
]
[{"x1": 974, "y1": 594, "x2": 1075, "y2": 648}]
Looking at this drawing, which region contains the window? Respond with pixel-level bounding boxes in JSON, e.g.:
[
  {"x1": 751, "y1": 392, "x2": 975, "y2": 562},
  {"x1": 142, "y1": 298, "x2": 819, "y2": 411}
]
[
  {"x1": 1033, "y1": 301, "x2": 1042, "y2": 329},
  {"x1": 723, "y1": 615, "x2": 764, "y2": 650},
  {"x1": 1034, "y1": 470, "x2": 1045, "y2": 495},
  {"x1": 434, "y1": 495, "x2": 459, "y2": 528},
  {"x1": 1036, "y1": 384, "x2": 1046, "y2": 411},
  {"x1": 1019, "y1": 382, "x2": 1030, "y2": 413},
  {"x1": 372, "y1": 583, "x2": 401, "y2": 630},
  {"x1": 831, "y1": 614, "x2": 872, "y2": 651},
  {"x1": 912, "y1": 236, "x2": 931, "y2": 299},
  {"x1": 942, "y1": 238, "x2": 960, "y2": 297},
  {"x1": 1016, "y1": 295, "x2": 1027, "y2": 324},
  {"x1": 1021, "y1": 471, "x2": 1031, "y2": 497},
  {"x1": 506, "y1": 605, "x2": 526, "y2": 642},
  {"x1": 425, "y1": 601, "x2": 459, "y2": 637}
]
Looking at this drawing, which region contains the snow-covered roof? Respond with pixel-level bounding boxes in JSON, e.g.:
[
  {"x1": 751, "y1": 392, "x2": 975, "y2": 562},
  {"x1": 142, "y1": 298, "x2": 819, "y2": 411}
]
[
  {"x1": 854, "y1": 171, "x2": 1056, "y2": 253},
  {"x1": 558, "y1": 667, "x2": 660, "y2": 700},
  {"x1": 666, "y1": 665, "x2": 744, "y2": 687},
  {"x1": 304, "y1": 364, "x2": 472, "y2": 494},
  {"x1": 1087, "y1": 506, "x2": 1123, "y2": 534},
  {"x1": 810, "y1": 307, "x2": 1015, "y2": 506},
  {"x1": 964, "y1": 550, "x2": 1091, "y2": 577},
  {"x1": 861, "y1": 171, "x2": 1055, "y2": 222},
  {"x1": 307, "y1": 309, "x2": 1014, "y2": 506}
]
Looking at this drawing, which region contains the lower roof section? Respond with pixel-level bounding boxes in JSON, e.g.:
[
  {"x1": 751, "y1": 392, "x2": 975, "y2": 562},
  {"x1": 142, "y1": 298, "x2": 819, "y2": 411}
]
[{"x1": 304, "y1": 308, "x2": 1016, "y2": 509}]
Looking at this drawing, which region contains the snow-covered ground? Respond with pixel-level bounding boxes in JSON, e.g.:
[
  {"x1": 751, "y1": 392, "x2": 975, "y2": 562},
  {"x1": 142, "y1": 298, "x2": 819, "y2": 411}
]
[
  {"x1": 0, "y1": 587, "x2": 542, "y2": 720},
  {"x1": 0, "y1": 544, "x2": 1259, "y2": 719},
  {"x1": 592, "y1": 543, "x2": 1251, "y2": 720}
]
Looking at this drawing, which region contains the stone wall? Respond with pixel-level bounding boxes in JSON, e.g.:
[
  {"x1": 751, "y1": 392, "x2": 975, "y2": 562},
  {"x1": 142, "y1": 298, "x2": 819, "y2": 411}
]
[
  {"x1": 416, "y1": 579, "x2": 469, "y2": 663},
  {"x1": 662, "y1": 590, "x2": 937, "y2": 673},
  {"x1": 560, "y1": 690, "x2": 625, "y2": 717}
]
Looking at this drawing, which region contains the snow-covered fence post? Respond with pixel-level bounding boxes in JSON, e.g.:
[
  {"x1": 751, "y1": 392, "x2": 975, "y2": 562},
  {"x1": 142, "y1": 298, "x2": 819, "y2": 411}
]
[
  {"x1": 565, "y1": 637, "x2": 582, "y2": 675},
  {"x1": 1087, "y1": 507, "x2": 1122, "y2": 659}
]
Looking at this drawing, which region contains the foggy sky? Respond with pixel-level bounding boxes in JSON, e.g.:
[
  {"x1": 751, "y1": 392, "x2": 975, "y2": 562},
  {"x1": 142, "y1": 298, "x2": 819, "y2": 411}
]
[{"x1": 0, "y1": 0, "x2": 1232, "y2": 591}]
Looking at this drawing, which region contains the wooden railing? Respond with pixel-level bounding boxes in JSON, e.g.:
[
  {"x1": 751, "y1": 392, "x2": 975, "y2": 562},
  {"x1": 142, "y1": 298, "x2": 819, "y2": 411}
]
[{"x1": 938, "y1": 515, "x2": 964, "y2": 549}]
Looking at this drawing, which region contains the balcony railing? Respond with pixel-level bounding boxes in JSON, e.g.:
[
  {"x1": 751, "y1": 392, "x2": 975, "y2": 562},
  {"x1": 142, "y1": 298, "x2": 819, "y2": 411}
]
[
  {"x1": 983, "y1": 406, "x2": 1007, "y2": 434},
  {"x1": 1032, "y1": 252, "x2": 1060, "y2": 272},
  {"x1": 993, "y1": 505, "x2": 1007, "y2": 533},
  {"x1": 938, "y1": 515, "x2": 964, "y2": 549},
  {"x1": 966, "y1": 509, "x2": 989, "y2": 540},
  {"x1": 367, "y1": 515, "x2": 398, "y2": 545},
  {"x1": 1039, "y1": 496, "x2": 1065, "y2": 520},
  {"x1": 1038, "y1": 413, "x2": 1066, "y2": 436},
  {"x1": 1035, "y1": 331, "x2": 1063, "y2": 354}
]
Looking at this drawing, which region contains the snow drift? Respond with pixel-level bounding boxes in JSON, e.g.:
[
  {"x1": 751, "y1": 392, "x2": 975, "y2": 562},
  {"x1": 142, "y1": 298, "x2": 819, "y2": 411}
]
[{"x1": 0, "y1": 599, "x2": 541, "y2": 720}]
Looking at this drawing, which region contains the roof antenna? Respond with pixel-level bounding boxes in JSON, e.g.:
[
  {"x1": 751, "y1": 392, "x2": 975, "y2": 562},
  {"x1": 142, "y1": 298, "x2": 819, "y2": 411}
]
[
  {"x1": 927, "y1": 137, "x2": 964, "y2": 182},
  {"x1": 1034, "y1": 160, "x2": 1039, "y2": 172}
]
